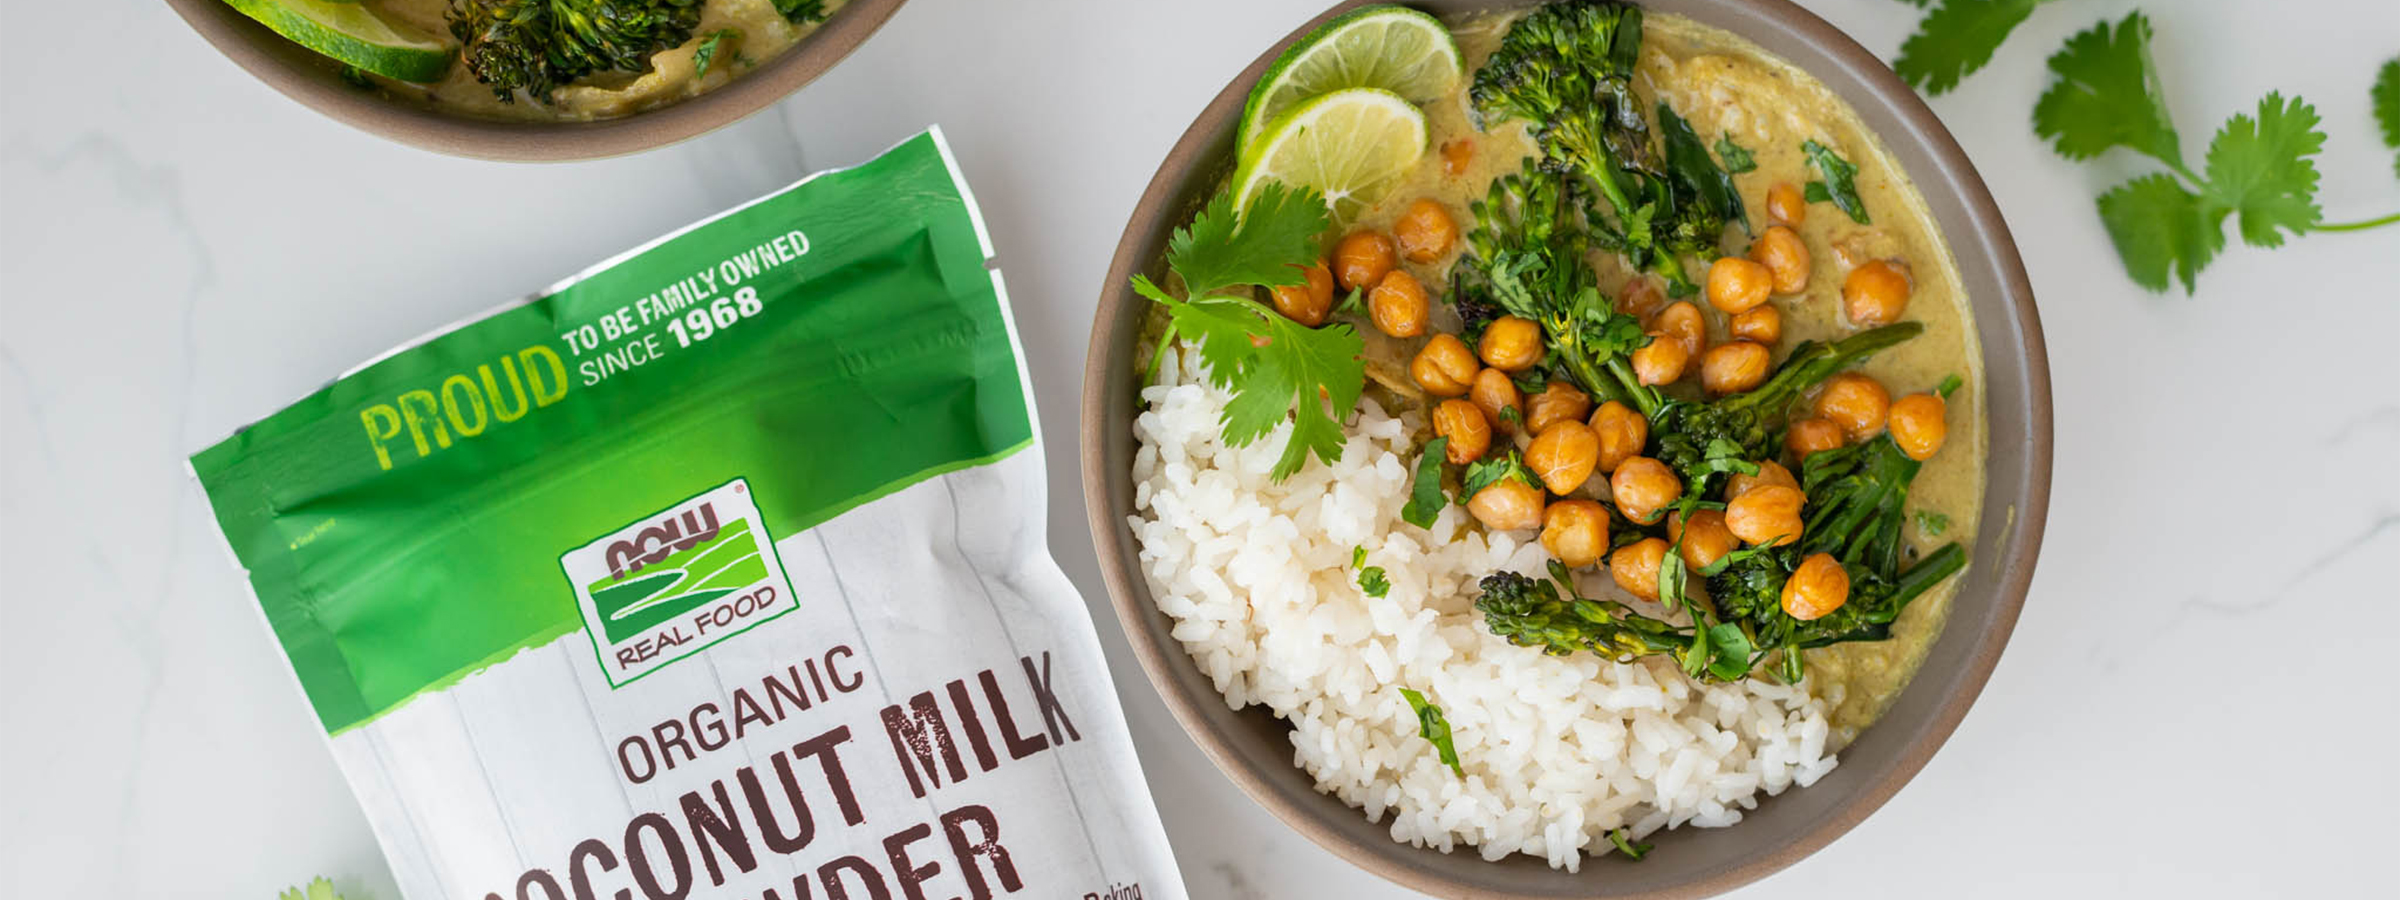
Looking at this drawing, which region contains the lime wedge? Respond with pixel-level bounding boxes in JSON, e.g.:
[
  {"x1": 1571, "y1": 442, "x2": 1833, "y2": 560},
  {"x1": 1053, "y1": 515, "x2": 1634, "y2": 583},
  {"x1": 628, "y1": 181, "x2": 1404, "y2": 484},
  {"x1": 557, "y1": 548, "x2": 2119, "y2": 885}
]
[
  {"x1": 1237, "y1": 5, "x2": 1462, "y2": 161},
  {"x1": 225, "y1": 0, "x2": 457, "y2": 83},
  {"x1": 1235, "y1": 87, "x2": 1429, "y2": 222}
]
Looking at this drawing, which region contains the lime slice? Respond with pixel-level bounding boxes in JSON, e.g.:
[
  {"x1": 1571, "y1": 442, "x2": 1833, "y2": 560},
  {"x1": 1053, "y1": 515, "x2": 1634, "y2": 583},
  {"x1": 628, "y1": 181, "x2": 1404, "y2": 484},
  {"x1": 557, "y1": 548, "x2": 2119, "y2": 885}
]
[
  {"x1": 1235, "y1": 87, "x2": 1429, "y2": 222},
  {"x1": 1237, "y1": 5, "x2": 1462, "y2": 161},
  {"x1": 226, "y1": 0, "x2": 456, "y2": 83}
]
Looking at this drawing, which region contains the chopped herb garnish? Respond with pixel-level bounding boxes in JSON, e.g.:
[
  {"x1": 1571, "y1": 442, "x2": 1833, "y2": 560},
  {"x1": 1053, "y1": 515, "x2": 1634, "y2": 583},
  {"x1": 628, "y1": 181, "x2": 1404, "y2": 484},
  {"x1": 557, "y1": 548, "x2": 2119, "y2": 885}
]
[
  {"x1": 1498, "y1": 405, "x2": 1523, "y2": 426},
  {"x1": 691, "y1": 29, "x2": 741, "y2": 79},
  {"x1": 1358, "y1": 565, "x2": 1391, "y2": 598},
  {"x1": 773, "y1": 0, "x2": 828, "y2": 24},
  {"x1": 1398, "y1": 688, "x2": 1463, "y2": 776},
  {"x1": 1402, "y1": 437, "x2": 1449, "y2": 529},
  {"x1": 338, "y1": 65, "x2": 375, "y2": 89},
  {"x1": 1714, "y1": 134, "x2": 1757, "y2": 174},
  {"x1": 1800, "y1": 140, "x2": 1869, "y2": 224},
  {"x1": 1915, "y1": 509, "x2": 1951, "y2": 537},
  {"x1": 1351, "y1": 545, "x2": 1368, "y2": 569},
  {"x1": 1607, "y1": 827, "x2": 1653, "y2": 861},
  {"x1": 1459, "y1": 451, "x2": 1536, "y2": 504},
  {"x1": 1131, "y1": 183, "x2": 1361, "y2": 481}
]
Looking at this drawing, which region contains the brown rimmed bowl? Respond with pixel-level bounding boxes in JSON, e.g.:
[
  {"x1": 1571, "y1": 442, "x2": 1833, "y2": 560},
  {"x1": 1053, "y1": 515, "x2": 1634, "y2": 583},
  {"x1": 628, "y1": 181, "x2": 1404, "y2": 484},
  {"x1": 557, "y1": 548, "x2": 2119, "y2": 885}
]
[
  {"x1": 1080, "y1": 1, "x2": 2051, "y2": 896},
  {"x1": 164, "y1": 0, "x2": 909, "y2": 161}
]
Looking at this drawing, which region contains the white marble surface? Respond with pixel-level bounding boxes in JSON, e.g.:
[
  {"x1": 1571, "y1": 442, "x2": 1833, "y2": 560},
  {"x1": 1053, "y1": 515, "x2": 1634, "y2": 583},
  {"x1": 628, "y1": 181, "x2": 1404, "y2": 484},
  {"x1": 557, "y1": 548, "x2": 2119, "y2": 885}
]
[{"x1": 4, "y1": 0, "x2": 2397, "y2": 897}]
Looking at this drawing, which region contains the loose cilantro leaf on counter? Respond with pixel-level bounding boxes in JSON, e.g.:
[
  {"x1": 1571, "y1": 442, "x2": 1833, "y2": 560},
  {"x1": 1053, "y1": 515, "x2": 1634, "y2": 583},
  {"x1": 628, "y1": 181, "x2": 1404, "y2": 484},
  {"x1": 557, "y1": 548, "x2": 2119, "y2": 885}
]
[
  {"x1": 1133, "y1": 183, "x2": 1359, "y2": 481},
  {"x1": 1402, "y1": 437, "x2": 1450, "y2": 528},
  {"x1": 2036, "y1": 13, "x2": 2396, "y2": 292},
  {"x1": 279, "y1": 878, "x2": 346, "y2": 900},
  {"x1": 1398, "y1": 688, "x2": 1463, "y2": 776},
  {"x1": 2034, "y1": 12, "x2": 2182, "y2": 165},
  {"x1": 2377, "y1": 59, "x2": 2400, "y2": 177},
  {"x1": 1895, "y1": 0, "x2": 2054, "y2": 95},
  {"x1": 1608, "y1": 827, "x2": 1653, "y2": 861},
  {"x1": 1800, "y1": 141, "x2": 1869, "y2": 224},
  {"x1": 1358, "y1": 565, "x2": 1391, "y2": 598},
  {"x1": 1714, "y1": 134, "x2": 1756, "y2": 174}
]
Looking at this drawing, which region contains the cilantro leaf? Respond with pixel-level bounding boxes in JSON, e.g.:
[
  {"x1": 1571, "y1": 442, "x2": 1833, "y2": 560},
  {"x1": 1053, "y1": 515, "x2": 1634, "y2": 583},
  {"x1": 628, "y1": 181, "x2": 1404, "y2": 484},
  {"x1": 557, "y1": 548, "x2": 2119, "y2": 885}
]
[
  {"x1": 1915, "y1": 509, "x2": 1950, "y2": 537},
  {"x1": 1398, "y1": 688, "x2": 1464, "y2": 776},
  {"x1": 1714, "y1": 135, "x2": 1757, "y2": 174},
  {"x1": 2377, "y1": 58, "x2": 2400, "y2": 177},
  {"x1": 1608, "y1": 827, "x2": 1654, "y2": 861},
  {"x1": 1351, "y1": 545, "x2": 1368, "y2": 569},
  {"x1": 2033, "y1": 13, "x2": 2181, "y2": 166},
  {"x1": 1800, "y1": 141, "x2": 1870, "y2": 224},
  {"x1": 1894, "y1": 0, "x2": 2052, "y2": 96},
  {"x1": 692, "y1": 29, "x2": 741, "y2": 79},
  {"x1": 2202, "y1": 92, "x2": 2325, "y2": 248},
  {"x1": 1167, "y1": 296, "x2": 1364, "y2": 478},
  {"x1": 2096, "y1": 173, "x2": 2220, "y2": 292},
  {"x1": 1168, "y1": 182, "x2": 1329, "y2": 298},
  {"x1": 1358, "y1": 565, "x2": 1391, "y2": 598},
  {"x1": 280, "y1": 878, "x2": 346, "y2": 900},
  {"x1": 1459, "y1": 452, "x2": 1534, "y2": 502},
  {"x1": 1401, "y1": 437, "x2": 1449, "y2": 528}
]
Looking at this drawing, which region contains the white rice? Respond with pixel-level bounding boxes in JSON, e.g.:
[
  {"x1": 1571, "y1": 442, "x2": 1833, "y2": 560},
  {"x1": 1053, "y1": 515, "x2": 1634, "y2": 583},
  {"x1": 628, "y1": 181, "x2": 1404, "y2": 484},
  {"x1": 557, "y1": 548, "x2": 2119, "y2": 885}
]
[{"x1": 1127, "y1": 346, "x2": 1837, "y2": 870}]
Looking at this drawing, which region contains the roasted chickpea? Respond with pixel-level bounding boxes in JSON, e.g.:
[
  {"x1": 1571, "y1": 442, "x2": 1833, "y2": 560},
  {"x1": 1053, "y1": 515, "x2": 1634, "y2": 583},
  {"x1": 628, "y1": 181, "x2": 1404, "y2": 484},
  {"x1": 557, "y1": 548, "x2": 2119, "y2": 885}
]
[
  {"x1": 1726, "y1": 459, "x2": 1798, "y2": 500},
  {"x1": 1749, "y1": 225, "x2": 1811, "y2": 295},
  {"x1": 1410, "y1": 333, "x2": 1480, "y2": 397},
  {"x1": 1631, "y1": 331, "x2": 1690, "y2": 386},
  {"x1": 1525, "y1": 381, "x2": 1592, "y2": 434},
  {"x1": 1701, "y1": 340, "x2": 1771, "y2": 395},
  {"x1": 1651, "y1": 301, "x2": 1707, "y2": 358},
  {"x1": 1267, "y1": 262, "x2": 1335, "y2": 327},
  {"x1": 1843, "y1": 259, "x2": 1912, "y2": 327},
  {"x1": 1394, "y1": 199, "x2": 1458, "y2": 263},
  {"x1": 1541, "y1": 499, "x2": 1610, "y2": 569},
  {"x1": 1333, "y1": 231, "x2": 1397, "y2": 291},
  {"x1": 1670, "y1": 509, "x2": 1740, "y2": 571},
  {"x1": 1888, "y1": 392, "x2": 1949, "y2": 461},
  {"x1": 1725, "y1": 484, "x2": 1805, "y2": 547},
  {"x1": 1478, "y1": 316, "x2": 1544, "y2": 371},
  {"x1": 1813, "y1": 373, "x2": 1890, "y2": 440},
  {"x1": 1441, "y1": 138, "x2": 1475, "y2": 177},
  {"x1": 1470, "y1": 368, "x2": 1522, "y2": 433},
  {"x1": 1588, "y1": 400, "x2": 1647, "y2": 474},
  {"x1": 1785, "y1": 417, "x2": 1845, "y2": 461},
  {"x1": 1766, "y1": 181, "x2": 1806, "y2": 226},
  {"x1": 1433, "y1": 399, "x2": 1492, "y2": 465},
  {"x1": 1368, "y1": 269, "x2": 1429, "y2": 338},
  {"x1": 1728, "y1": 304, "x2": 1782, "y2": 345},
  {"x1": 1781, "y1": 552, "x2": 1851, "y2": 620},
  {"x1": 1527, "y1": 421, "x2": 1601, "y2": 495},
  {"x1": 1610, "y1": 456, "x2": 1682, "y2": 525},
  {"x1": 1610, "y1": 538, "x2": 1669, "y2": 601},
  {"x1": 1468, "y1": 479, "x2": 1546, "y2": 532},
  {"x1": 1616, "y1": 276, "x2": 1666, "y2": 320},
  {"x1": 1706, "y1": 256, "x2": 1773, "y2": 314}
]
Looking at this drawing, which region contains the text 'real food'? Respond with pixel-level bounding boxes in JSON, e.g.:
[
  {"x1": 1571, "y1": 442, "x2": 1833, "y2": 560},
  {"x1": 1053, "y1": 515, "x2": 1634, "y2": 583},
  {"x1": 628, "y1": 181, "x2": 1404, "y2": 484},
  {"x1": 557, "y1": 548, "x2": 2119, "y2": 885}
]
[{"x1": 1127, "y1": 1, "x2": 1985, "y2": 871}]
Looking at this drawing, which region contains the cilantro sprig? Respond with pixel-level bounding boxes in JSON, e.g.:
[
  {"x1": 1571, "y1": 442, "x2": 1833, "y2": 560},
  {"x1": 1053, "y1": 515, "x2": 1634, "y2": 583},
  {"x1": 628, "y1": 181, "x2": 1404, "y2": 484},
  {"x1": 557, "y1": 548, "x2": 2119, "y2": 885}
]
[
  {"x1": 2375, "y1": 58, "x2": 2400, "y2": 178},
  {"x1": 278, "y1": 878, "x2": 346, "y2": 900},
  {"x1": 2035, "y1": 13, "x2": 2400, "y2": 292},
  {"x1": 1133, "y1": 183, "x2": 1365, "y2": 480}
]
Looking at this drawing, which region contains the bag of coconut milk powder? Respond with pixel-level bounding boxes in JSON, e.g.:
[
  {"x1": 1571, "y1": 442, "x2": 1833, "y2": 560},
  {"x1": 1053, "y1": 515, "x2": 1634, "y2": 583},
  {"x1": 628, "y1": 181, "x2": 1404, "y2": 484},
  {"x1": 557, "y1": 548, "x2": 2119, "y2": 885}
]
[{"x1": 192, "y1": 129, "x2": 1183, "y2": 900}]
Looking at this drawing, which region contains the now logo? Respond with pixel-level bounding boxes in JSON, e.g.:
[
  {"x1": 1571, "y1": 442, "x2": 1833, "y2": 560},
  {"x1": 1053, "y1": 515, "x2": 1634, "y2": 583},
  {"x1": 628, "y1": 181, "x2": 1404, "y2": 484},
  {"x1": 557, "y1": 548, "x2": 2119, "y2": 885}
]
[{"x1": 561, "y1": 478, "x2": 797, "y2": 686}]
